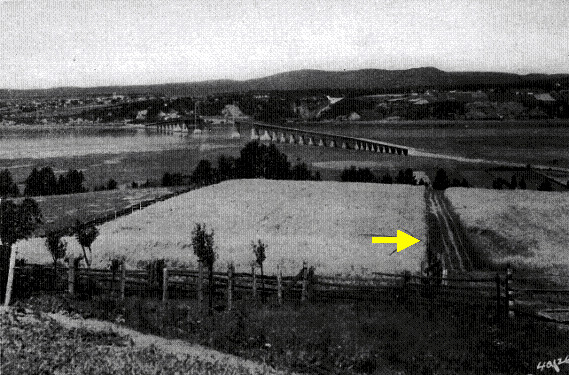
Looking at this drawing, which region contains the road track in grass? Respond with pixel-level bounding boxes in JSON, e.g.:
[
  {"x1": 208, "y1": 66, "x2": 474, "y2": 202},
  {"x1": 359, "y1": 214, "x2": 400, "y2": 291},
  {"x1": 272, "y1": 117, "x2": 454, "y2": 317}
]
[{"x1": 425, "y1": 189, "x2": 473, "y2": 272}]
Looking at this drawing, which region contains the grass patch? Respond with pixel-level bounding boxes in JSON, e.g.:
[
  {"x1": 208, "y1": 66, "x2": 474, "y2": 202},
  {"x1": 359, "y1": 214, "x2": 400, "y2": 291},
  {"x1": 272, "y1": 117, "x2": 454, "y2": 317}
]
[
  {"x1": 1, "y1": 307, "x2": 261, "y2": 375},
  {"x1": 19, "y1": 293, "x2": 569, "y2": 375}
]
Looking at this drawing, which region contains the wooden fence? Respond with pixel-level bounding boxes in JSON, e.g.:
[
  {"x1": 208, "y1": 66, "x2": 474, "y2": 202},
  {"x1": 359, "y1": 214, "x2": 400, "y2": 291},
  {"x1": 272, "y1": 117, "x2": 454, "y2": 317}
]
[{"x1": 8, "y1": 261, "x2": 569, "y2": 322}]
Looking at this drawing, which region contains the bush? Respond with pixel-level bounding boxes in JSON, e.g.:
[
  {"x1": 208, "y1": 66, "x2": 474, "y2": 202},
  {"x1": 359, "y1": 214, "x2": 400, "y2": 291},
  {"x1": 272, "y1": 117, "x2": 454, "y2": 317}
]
[
  {"x1": 538, "y1": 179, "x2": 553, "y2": 191},
  {"x1": 0, "y1": 169, "x2": 19, "y2": 197},
  {"x1": 161, "y1": 172, "x2": 184, "y2": 187},
  {"x1": 24, "y1": 167, "x2": 86, "y2": 196},
  {"x1": 340, "y1": 166, "x2": 376, "y2": 183},
  {"x1": 395, "y1": 168, "x2": 416, "y2": 185},
  {"x1": 191, "y1": 160, "x2": 217, "y2": 186},
  {"x1": 236, "y1": 141, "x2": 290, "y2": 180},
  {"x1": 433, "y1": 168, "x2": 450, "y2": 190}
]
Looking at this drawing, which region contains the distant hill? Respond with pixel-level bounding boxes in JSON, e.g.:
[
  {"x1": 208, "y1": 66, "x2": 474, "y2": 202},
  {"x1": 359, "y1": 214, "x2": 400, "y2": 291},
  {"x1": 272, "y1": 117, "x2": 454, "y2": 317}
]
[{"x1": 2, "y1": 67, "x2": 568, "y2": 98}]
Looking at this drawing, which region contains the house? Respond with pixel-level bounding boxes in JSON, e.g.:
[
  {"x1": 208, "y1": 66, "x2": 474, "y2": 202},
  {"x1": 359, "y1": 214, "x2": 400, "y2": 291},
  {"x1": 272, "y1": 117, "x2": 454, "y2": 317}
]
[
  {"x1": 136, "y1": 110, "x2": 148, "y2": 120},
  {"x1": 221, "y1": 104, "x2": 249, "y2": 120},
  {"x1": 347, "y1": 112, "x2": 361, "y2": 121},
  {"x1": 202, "y1": 116, "x2": 227, "y2": 124},
  {"x1": 534, "y1": 93, "x2": 556, "y2": 102}
]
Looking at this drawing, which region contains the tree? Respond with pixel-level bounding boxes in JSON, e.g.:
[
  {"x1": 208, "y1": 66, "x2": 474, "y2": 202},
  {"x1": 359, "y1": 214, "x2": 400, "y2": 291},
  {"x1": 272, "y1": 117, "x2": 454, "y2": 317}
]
[
  {"x1": 58, "y1": 169, "x2": 86, "y2": 194},
  {"x1": 74, "y1": 220, "x2": 99, "y2": 267},
  {"x1": 106, "y1": 178, "x2": 118, "y2": 190},
  {"x1": 433, "y1": 168, "x2": 450, "y2": 190},
  {"x1": 395, "y1": 168, "x2": 416, "y2": 185},
  {"x1": 0, "y1": 198, "x2": 42, "y2": 300},
  {"x1": 191, "y1": 223, "x2": 216, "y2": 314},
  {"x1": 252, "y1": 239, "x2": 267, "y2": 302},
  {"x1": 192, "y1": 160, "x2": 217, "y2": 186},
  {"x1": 45, "y1": 231, "x2": 67, "y2": 287},
  {"x1": 291, "y1": 163, "x2": 315, "y2": 181},
  {"x1": 263, "y1": 144, "x2": 291, "y2": 180},
  {"x1": 380, "y1": 172, "x2": 393, "y2": 184},
  {"x1": 537, "y1": 179, "x2": 553, "y2": 192},
  {"x1": 509, "y1": 175, "x2": 517, "y2": 190},
  {"x1": 236, "y1": 141, "x2": 291, "y2": 180},
  {"x1": 217, "y1": 155, "x2": 237, "y2": 182},
  {"x1": 24, "y1": 167, "x2": 58, "y2": 196},
  {"x1": 340, "y1": 166, "x2": 376, "y2": 183},
  {"x1": 0, "y1": 169, "x2": 19, "y2": 197}
]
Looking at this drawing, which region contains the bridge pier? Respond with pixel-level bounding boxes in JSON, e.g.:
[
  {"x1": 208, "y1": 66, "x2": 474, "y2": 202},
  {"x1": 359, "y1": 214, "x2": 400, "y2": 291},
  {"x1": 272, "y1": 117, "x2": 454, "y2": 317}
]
[
  {"x1": 260, "y1": 130, "x2": 272, "y2": 141},
  {"x1": 298, "y1": 135, "x2": 305, "y2": 145},
  {"x1": 230, "y1": 126, "x2": 241, "y2": 139},
  {"x1": 272, "y1": 131, "x2": 278, "y2": 142},
  {"x1": 279, "y1": 133, "x2": 286, "y2": 143},
  {"x1": 318, "y1": 139, "x2": 325, "y2": 147},
  {"x1": 289, "y1": 134, "x2": 296, "y2": 144},
  {"x1": 354, "y1": 142, "x2": 360, "y2": 151},
  {"x1": 341, "y1": 141, "x2": 347, "y2": 149},
  {"x1": 329, "y1": 140, "x2": 337, "y2": 148},
  {"x1": 251, "y1": 128, "x2": 259, "y2": 140},
  {"x1": 308, "y1": 137, "x2": 315, "y2": 146}
]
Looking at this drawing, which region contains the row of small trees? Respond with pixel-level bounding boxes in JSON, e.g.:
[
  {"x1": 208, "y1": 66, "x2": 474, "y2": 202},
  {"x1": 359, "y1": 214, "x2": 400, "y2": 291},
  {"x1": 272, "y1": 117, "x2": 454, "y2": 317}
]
[
  {"x1": 0, "y1": 167, "x2": 87, "y2": 197},
  {"x1": 340, "y1": 167, "x2": 424, "y2": 185},
  {"x1": 186, "y1": 223, "x2": 268, "y2": 313}
]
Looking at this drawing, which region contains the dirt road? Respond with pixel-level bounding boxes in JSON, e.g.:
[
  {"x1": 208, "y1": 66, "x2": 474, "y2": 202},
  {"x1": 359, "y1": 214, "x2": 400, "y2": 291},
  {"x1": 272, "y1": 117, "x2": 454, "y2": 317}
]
[{"x1": 425, "y1": 188, "x2": 474, "y2": 273}]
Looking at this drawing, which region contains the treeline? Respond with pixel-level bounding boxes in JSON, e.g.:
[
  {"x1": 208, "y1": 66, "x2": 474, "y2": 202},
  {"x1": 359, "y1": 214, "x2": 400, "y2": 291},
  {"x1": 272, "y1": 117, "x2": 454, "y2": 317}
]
[
  {"x1": 0, "y1": 167, "x2": 122, "y2": 198},
  {"x1": 339, "y1": 166, "x2": 470, "y2": 190},
  {"x1": 0, "y1": 167, "x2": 88, "y2": 197},
  {"x1": 189, "y1": 141, "x2": 320, "y2": 186}
]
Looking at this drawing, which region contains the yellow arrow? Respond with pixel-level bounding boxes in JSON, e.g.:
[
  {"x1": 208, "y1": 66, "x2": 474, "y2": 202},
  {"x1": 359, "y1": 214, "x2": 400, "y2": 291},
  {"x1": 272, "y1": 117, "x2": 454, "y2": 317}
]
[{"x1": 372, "y1": 230, "x2": 421, "y2": 253}]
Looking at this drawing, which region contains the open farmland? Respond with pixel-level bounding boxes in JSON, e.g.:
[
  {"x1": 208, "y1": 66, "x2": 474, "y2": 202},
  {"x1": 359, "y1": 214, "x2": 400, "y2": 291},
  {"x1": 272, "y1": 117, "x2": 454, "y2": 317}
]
[
  {"x1": 27, "y1": 186, "x2": 186, "y2": 232},
  {"x1": 445, "y1": 187, "x2": 569, "y2": 277},
  {"x1": 15, "y1": 179, "x2": 427, "y2": 276}
]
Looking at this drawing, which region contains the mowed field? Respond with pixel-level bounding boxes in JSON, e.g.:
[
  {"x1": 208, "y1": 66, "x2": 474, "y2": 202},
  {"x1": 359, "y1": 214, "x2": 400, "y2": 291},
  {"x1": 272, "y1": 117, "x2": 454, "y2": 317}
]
[
  {"x1": 15, "y1": 179, "x2": 427, "y2": 276},
  {"x1": 446, "y1": 187, "x2": 569, "y2": 275}
]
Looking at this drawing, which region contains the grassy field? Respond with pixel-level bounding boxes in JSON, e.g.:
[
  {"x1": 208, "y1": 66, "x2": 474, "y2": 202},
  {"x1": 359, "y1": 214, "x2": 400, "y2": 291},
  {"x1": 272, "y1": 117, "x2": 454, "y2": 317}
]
[
  {"x1": 445, "y1": 187, "x2": 569, "y2": 276},
  {"x1": 15, "y1": 179, "x2": 427, "y2": 276},
  {"x1": 0, "y1": 307, "x2": 275, "y2": 375},
  {"x1": 17, "y1": 292, "x2": 569, "y2": 375},
  {"x1": 27, "y1": 187, "x2": 185, "y2": 233}
]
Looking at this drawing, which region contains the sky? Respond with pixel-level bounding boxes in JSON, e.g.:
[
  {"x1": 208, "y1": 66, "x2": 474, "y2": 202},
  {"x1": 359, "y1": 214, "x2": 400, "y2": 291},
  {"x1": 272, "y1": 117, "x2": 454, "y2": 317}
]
[{"x1": 1, "y1": 0, "x2": 568, "y2": 89}]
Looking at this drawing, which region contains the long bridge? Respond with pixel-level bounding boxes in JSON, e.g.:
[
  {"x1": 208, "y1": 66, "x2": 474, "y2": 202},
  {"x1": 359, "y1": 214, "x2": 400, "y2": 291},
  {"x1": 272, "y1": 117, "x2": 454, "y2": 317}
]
[
  {"x1": 239, "y1": 121, "x2": 410, "y2": 156},
  {"x1": 148, "y1": 119, "x2": 410, "y2": 156}
]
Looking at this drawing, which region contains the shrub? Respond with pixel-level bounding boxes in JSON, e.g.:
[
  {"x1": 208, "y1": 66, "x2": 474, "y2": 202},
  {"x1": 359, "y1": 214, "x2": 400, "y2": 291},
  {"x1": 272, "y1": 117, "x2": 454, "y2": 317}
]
[
  {"x1": 433, "y1": 168, "x2": 450, "y2": 190},
  {"x1": 191, "y1": 160, "x2": 217, "y2": 186},
  {"x1": 538, "y1": 179, "x2": 553, "y2": 191},
  {"x1": 106, "y1": 178, "x2": 118, "y2": 190},
  {"x1": 0, "y1": 169, "x2": 19, "y2": 197},
  {"x1": 340, "y1": 166, "x2": 376, "y2": 183}
]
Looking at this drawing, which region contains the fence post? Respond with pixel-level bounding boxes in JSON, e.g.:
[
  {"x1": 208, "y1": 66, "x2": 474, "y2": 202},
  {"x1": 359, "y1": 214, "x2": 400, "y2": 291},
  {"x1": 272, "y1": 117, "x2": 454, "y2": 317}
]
[
  {"x1": 3, "y1": 249, "x2": 17, "y2": 306},
  {"x1": 162, "y1": 266, "x2": 168, "y2": 303},
  {"x1": 252, "y1": 266, "x2": 257, "y2": 299},
  {"x1": 495, "y1": 274, "x2": 501, "y2": 319},
  {"x1": 301, "y1": 261, "x2": 308, "y2": 302},
  {"x1": 277, "y1": 264, "x2": 283, "y2": 306},
  {"x1": 68, "y1": 255, "x2": 75, "y2": 295},
  {"x1": 227, "y1": 263, "x2": 234, "y2": 311},
  {"x1": 506, "y1": 264, "x2": 514, "y2": 318},
  {"x1": 197, "y1": 262, "x2": 203, "y2": 309},
  {"x1": 120, "y1": 261, "x2": 126, "y2": 301}
]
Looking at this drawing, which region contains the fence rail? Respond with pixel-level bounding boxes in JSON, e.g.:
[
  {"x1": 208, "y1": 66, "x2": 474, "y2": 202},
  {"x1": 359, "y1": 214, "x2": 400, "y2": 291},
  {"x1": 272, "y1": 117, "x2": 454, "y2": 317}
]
[{"x1": 7, "y1": 262, "x2": 569, "y2": 323}]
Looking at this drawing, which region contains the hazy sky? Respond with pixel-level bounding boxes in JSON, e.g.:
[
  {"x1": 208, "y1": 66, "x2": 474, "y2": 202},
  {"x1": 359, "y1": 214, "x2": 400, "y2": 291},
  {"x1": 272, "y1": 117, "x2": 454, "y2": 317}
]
[{"x1": 1, "y1": 0, "x2": 568, "y2": 89}]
